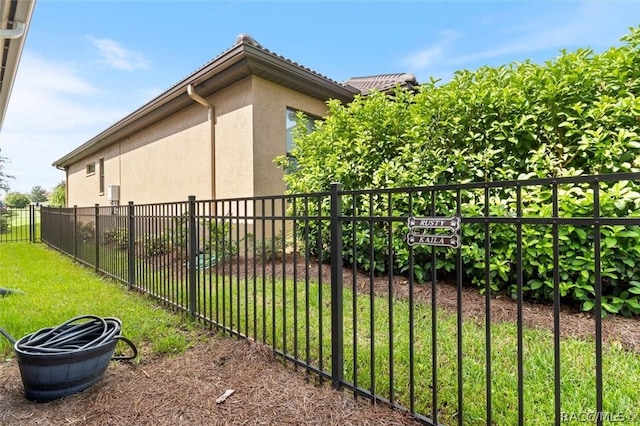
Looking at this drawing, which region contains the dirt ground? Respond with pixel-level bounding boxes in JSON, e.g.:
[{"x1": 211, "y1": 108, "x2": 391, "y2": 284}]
[
  {"x1": 0, "y1": 336, "x2": 419, "y2": 426},
  {"x1": 1, "y1": 262, "x2": 638, "y2": 426},
  {"x1": 257, "y1": 259, "x2": 640, "y2": 353}
]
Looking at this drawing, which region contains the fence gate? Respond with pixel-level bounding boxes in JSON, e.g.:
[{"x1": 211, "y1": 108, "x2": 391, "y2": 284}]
[{"x1": 0, "y1": 205, "x2": 40, "y2": 243}]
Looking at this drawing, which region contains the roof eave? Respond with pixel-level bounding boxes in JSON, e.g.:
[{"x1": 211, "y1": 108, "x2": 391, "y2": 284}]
[
  {"x1": 53, "y1": 43, "x2": 358, "y2": 168},
  {"x1": 0, "y1": 0, "x2": 36, "y2": 131},
  {"x1": 243, "y1": 44, "x2": 357, "y2": 103}
]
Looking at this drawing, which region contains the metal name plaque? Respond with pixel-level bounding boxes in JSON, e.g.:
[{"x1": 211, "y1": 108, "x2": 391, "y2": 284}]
[
  {"x1": 407, "y1": 215, "x2": 460, "y2": 232},
  {"x1": 406, "y1": 232, "x2": 461, "y2": 248}
]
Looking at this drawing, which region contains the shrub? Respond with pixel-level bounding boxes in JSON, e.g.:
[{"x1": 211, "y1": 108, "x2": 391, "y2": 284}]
[
  {"x1": 103, "y1": 227, "x2": 128, "y2": 250},
  {"x1": 79, "y1": 222, "x2": 95, "y2": 242},
  {"x1": 246, "y1": 230, "x2": 301, "y2": 262},
  {"x1": 140, "y1": 234, "x2": 172, "y2": 257},
  {"x1": 276, "y1": 26, "x2": 640, "y2": 315},
  {"x1": 203, "y1": 219, "x2": 241, "y2": 262},
  {"x1": 0, "y1": 210, "x2": 11, "y2": 234},
  {"x1": 4, "y1": 192, "x2": 30, "y2": 208}
]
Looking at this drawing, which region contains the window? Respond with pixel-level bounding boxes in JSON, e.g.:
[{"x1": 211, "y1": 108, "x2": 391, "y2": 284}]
[
  {"x1": 99, "y1": 158, "x2": 105, "y2": 194},
  {"x1": 86, "y1": 163, "x2": 96, "y2": 175},
  {"x1": 286, "y1": 108, "x2": 317, "y2": 174},
  {"x1": 286, "y1": 108, "x2": 315, "y2": 154}
]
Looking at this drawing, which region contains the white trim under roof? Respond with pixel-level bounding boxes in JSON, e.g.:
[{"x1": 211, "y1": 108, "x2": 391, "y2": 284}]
[{"x1": 0, "y1": 0, "x2": 36, "y2": 131}]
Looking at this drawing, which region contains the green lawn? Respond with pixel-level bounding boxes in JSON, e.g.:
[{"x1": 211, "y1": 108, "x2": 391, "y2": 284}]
[
  {"x1": 187, "y1": 270, "x2": 640, "y2": 426},
  {"x1": 0, "y1": 243, "x2": 197, "y2": 360},
  {"x1": 3, "y1": 242, "x2": 639, "y2": 425}
]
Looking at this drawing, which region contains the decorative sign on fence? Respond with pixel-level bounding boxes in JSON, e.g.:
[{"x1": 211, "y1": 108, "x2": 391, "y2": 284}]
[
  {"x1": 407, "y1": 215, "x2": 460, "y2": 232},
  {"x1": 406, "y1": 215, "x2": 461, "y2": 248}
]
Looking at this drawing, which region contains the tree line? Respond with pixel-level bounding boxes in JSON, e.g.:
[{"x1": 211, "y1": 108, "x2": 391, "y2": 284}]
[{"x1": 0, "y1": 148, "x2": 65, "y2": 208}]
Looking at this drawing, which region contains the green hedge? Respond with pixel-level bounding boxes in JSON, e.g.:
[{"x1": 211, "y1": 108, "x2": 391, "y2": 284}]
[{"x1": 278, "y1": 26, "x2": 640, "y2": 315}]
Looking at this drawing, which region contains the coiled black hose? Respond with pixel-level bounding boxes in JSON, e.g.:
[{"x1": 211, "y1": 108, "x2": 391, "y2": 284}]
[{"x1": 1, "y1": 315, "x2": 137, "y2": 360}]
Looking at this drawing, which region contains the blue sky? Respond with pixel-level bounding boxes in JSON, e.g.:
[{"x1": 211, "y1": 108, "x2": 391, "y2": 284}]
[{"x1": 1, "y1": 0, "x2": 639, "y2": 195}]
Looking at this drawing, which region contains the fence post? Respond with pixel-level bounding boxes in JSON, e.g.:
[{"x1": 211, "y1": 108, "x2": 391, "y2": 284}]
[
  {"x1": 188, "y1": 196, "x2": 197, "y2": 318},
  {"x1": 73, "y1": 206, "x2": 78, "y2": 261},
  {"x1": 330, "y1": 182, "x2": 344, "y2": 389},
  {"x1": 35, "y1": 206, "x2": 39, "y2": 243},
  {"x1": 42, "y1": 207, "x2": 46, "y2": 245},
  {"x1": 58, "y1": 206, "x2": 62, "y2": 249},
  {"x1": 127, "y1": 201, "x2": 135, "y2": 290},
  {"x1": 94, "y1": 204, "x2": 100, "y2": 272},
  {"x1": 39, "y1": 207, "x2": 43, "y2": 244},
  {"x1": 29, "y1": 204, "x2": 33, "y2": 243}
]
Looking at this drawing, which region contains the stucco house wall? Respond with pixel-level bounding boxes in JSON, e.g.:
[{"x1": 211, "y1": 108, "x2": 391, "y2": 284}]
[
  {"x1": 66, "y1": 143, "x2": 119, "y2": 207},
  {"x1": 65, "y1": 75, "x2": 329, "y2": 207},
  {"x1": 214, "y1": 77, "x2": 254, "y2": 201},
  {"x1": 67, "y1": 104, "x2": 213, "y2": 206},
  {"x1": 251, "y1": 77, "x2": 328, "y2": 197},
  {"x1": 119, "y1": 105, "x2": 212, "y2": 205},
  {"x1": 55, "y1": 34, "x2": 417, "y2": 208}
]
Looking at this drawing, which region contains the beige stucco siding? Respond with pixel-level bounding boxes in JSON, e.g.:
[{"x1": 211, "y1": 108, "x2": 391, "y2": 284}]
[
  {"x1": 67, "y1": 105, "x2": 212, "y2": 206},
  {"x1": 214, "y1": 78, "x2": 254, "y2": 201},
  {"x1": 251, "y1": 77, "x2": 329, "y2": 196},
  {"x1": 65, "y1": 75, "x2": 331, "y2": 208},
  {"x1": 120, "y1": 121, "x2": 211, "y2": 204},
  {"x1": 120, "y1": 104, "x2": 212, "y2": 204},
  {"x1": 67, "y1": 163, "x2": 95, "y2": 207},
  {"x1": 66, "y1": 143, "x2": 120, "y2": 207}
]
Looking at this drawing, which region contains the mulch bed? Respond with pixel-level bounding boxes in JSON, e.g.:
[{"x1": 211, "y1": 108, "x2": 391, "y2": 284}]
[
  {"x1": 0, "y1": 336, "x2": 419, "y2": 426},
  {"x1": 225, "y1": 256, "x2": 640, "y2": 353},
  {"x1": 137, "y1": 248, "x2": 640, "y2": 354}
]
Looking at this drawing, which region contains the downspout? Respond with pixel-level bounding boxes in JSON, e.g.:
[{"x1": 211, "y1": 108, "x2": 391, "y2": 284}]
[
  {"x1": 0, "y1": 21, "x2": 25, "y2": 39},
  {"x1": 187, "y1": 84, "x2": 216, "y2": 201},
  {"x1": 64, "y1": 167, "x2": 68, "y2": 208},
  {"x1": 53, "y1": 164, "x2": 69, "y2": 207}
]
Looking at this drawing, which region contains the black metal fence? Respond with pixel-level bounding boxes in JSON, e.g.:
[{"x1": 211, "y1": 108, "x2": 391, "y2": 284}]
[
  {"x1": 40, "y1": 173, "x2": 640, "y2": 426},
  {"x1": 0, "y1": 205, "x2": 40, "y2": 243}
]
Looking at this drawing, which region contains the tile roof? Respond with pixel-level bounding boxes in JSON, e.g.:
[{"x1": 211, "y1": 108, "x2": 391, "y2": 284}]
[
  {"x1": 172, "y1": 33, "x2": 355, "y2": 94},
  {"x1": 343, "y1": 73, "x2": 418, "y2": 95},
  {"x1": 53, "y1": 34, "x2": 420, "y2": 167},
  {"x1": 181, "y1": 35, "x2": 417, "y2": 97}
]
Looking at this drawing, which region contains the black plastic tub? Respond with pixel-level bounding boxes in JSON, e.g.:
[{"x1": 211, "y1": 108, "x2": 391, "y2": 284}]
[
  {"x1": 14, "y1": 335, "x2": 120, "y2": 401},
  {"x1": 1, "y1": 316, "x2": 137, "y2": 401}
]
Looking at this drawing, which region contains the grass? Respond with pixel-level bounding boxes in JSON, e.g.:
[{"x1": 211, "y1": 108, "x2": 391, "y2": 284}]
[
  {"x1": 3, "y1": 242, "x2": 639, "y2": 424},
  {"x1": 0, "y1": 243, "x2": 197, "y2": 360},
  {"x1": 185, "y1": 270, "x2": 640, "y2": 426}
]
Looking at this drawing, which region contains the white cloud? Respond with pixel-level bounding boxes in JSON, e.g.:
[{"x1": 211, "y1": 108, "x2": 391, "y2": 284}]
[
  {"x1": 402, "y1": 30, "x2": 461, "y2": 70},
  {"x1": 449, "y1": 23, "x2": 587, "y2": 66},
  {"x1": 2, "y1": 54, "x2": 124, "y2": 133},
  {"x1": 403, "y1": 46, "x2": 444, "y2": 70},
  {"x1": 23, "y1": 55, "x2": 97, "y2": 95},
  {"x1": 403, "y1": 1, "x2": 638, "y2": 80},
  {"x1": 450, "y1": 1, "x2": 635, "y2": 66},
  {"x1": 87, "y1": 36, "x2": 151, "y2": 71},
  {"x1": 0, "y1": 52, "x2": 130, "y2": 193}
]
